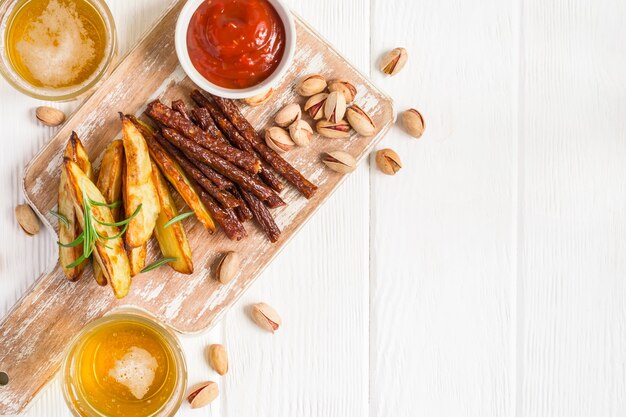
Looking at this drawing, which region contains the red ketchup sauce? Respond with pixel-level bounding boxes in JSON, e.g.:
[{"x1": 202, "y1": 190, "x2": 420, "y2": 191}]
[{"x1": 187, "y1": 0, "x2": 286, "y2": 89}]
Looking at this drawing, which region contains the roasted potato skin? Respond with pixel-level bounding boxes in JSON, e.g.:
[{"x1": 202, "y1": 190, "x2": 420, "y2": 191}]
[
  {"x1": 93, "y1": 140, "x2": 125, "y2": 286},
  {"x1": 134, "y1": 118, "x2": 216, "y2": 233},
  {"x1": 58, "y1": 133, "x2": 94, "y2": 281},
  {"x1": 127, "y1": 243, "x2": 147, "y2": 277},
  {"x1": 151, "y1": 160, "x2": 193, "y2": 274},
  {"x1": 64, "y1": 158, "x2": 131, "y2": 298},
  {"x1": 121, "y1": 116, "x2": 160, "y2": 248},
  {"x1": 67, "y1": 132, "x2": 94, "y2": 179}
]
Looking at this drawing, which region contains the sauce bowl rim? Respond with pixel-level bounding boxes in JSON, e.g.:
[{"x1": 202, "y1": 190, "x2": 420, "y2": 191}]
[{"x1": 175, "y1": 0, "x2": 297, "y2": 99}]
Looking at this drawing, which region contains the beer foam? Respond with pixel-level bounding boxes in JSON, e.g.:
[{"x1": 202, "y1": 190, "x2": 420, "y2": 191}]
[
  {"x1": 15, "y1": 0, "x2": 96, "y2": 87},
  {"x1": 108, "y1": 346, "x2": 158, "y2": 400}
]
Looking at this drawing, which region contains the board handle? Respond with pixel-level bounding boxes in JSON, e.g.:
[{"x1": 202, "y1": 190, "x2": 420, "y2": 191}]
[{"x1": 0, "y1": 264, "x2": 112, "y2": 414}]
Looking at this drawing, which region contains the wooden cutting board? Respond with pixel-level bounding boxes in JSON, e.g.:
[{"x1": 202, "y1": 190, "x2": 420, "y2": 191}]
[{"x1": 0, "y1": 1, "x2": 393, "y2": 414}]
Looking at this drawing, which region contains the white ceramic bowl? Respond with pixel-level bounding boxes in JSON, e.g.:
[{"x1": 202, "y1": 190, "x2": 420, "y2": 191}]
[{"x1": 175, "y1": 0, "x2": 296, "y2": 99}]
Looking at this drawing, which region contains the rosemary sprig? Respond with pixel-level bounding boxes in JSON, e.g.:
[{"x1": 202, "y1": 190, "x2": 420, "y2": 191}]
[
  {"x1": 58, "y1": 185, "x2": 141, "y2": 269},
  {"x1": 163, "y1": 211, "x2": 194, "y2": 229},
  {"x1": 140, "y1": 257, "x2": 177, "y2": 273},
  {"x1": 50, "y1": 210, "x2": 70, "y2": 227},
  {"x1": 57, "y1": 233, "x2": 84, "y2": 248},
  {"x1": 91, "y1": 200, "x2": 122, "y2": 208}
]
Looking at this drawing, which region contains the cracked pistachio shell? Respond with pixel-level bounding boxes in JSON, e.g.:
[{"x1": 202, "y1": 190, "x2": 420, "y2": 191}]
[
  {"x1": 250, "y1": 302, "x2": 282, "y2": 333},
  {"x1": 274, "y1": 103, "x2": 301, "y2": 127},
  {"x1": 217, "y1": 251, "x2": 240, "y2": 284},
  {"x1": 328, "y1": 79, "x2": 357, "y2": 103},
  {"x1": 322, "y1": 151, "x2": 356, "y2": 174},
  {"x1": 241, "y1": 88, "x2": 274, "y2": 106},
  {"x1": 187, "y1": 381, "x2": 219, "y2": 408},
  {"x1": 346, "y1": 104, "x2": 376, "y2": 136},
  {"x1": 304, "y1": 93, "x2": 328, "y2": 120},
  {"x1": 296, "y1": 74, "x2": 327, "y2": 96},
  {"x1": 265, "y1": 126, "x2": 295, "y2": 153},
  {"x1": 375, "y1": 148, "x2": 402, "y2": 175},
  {"x1": 379, "y1": 47, "x2": 408, "y2": 76},
  {"x1": 401, "y1": 108, "x2": 425, "y2": 138},
  {"x1": 324, "y1": 91, "x2": 347, "y2": 123},
  {"x1": 316, "y1": 119, "x2": 352, "y2": 139},
  {"x1": 289, "y1": 119, "x2": 314, "y2": 147}
]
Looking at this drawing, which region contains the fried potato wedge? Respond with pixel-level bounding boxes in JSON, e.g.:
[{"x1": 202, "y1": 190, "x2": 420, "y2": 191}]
[
  {"x1": 151, "y1": 160, "x2": 193, "y2": 274},
  {"x1": 93, "y1": 140, "x2": 125, "y2": 286},
  {"x1": 64, "y1": 158, "x2": 131, "y2": 298},
  {"x1": 127, "y1": 244, "x2": 147, "y2": 277},
  {"x1": 121, "y1": 115, "x2": 160, "y2": 248},
  {"x1": 133, "y1": 118, "x2": 216, "y2": 233},
  {"x1": 66, "y1": 132, "x2": 94, "y2": 179},
  {"x1": 96, "y1": 140, "x2": 124, "y2": 220},
  {"x1": 58, "y1": 132, "x2": 94, "y2": 281}
]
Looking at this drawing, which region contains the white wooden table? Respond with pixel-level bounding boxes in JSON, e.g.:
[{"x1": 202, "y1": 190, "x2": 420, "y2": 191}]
[{"x1": 2, "y1": 0, "x2": 626, "y2": 415}]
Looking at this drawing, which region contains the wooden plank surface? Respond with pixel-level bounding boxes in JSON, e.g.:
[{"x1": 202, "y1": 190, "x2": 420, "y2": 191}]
[
  {"x1": 519, "y1": 0, "x2": 626, "y2": 415},
  {"x1": 218, "y1": 0, "x2": 371, "y2": 415},
  {"x1": 369, "y1": 0, "x2": 516, "y2": 416},
  {"x1": 0, "y1": 0, "x2": 390, "y2": 415},
  {"x1": 3, "y1": 0, "x2": 626, "y2": 416}
]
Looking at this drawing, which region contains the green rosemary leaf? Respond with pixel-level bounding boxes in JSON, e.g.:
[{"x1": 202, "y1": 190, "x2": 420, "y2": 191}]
[
  {"x1": 89, "y1": 199, "x2": 122, "y2": 208},
  {"x1": 94, "y1": 204, "x2": 142, "y2": 227},
  {"x1": 65, "y1": 254, "x2": 88, "y2": 269},
  {"x1": 82, "y1": 188, "x2": 93, "y2": 258},
  {"x1": 57, "y1": 232, "x2": 84, "y2": 248},
  {"x1": 140, "y1": 257, "x2": 177, "y2": 273},
  {"x1": 50, "y1": 210, "x2": 70, "y2": 227},
  {"x1": 163, "y1": 211, "x2": 194, "y2": 229}
]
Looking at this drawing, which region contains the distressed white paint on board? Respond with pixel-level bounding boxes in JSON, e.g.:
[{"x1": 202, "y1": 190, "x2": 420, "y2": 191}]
[{"x1": 3, "y1": 0, "x2": 626, "y2": 416}]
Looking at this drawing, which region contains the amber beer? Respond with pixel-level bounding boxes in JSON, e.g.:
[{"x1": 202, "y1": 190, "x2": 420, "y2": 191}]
[{"x1": 63, "y1": 311, "x2": 186, "y2": 417}]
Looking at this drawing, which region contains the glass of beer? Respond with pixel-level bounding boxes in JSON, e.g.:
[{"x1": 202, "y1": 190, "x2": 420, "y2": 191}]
[{"x1": 62, "y1": 309, "x2": 187, "y2": 417}]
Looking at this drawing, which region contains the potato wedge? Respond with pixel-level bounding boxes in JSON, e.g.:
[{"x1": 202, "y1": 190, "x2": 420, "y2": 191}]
[
  {"x1": 58, "y1": 132, "x2": 94, "y2": 281},
  {"x1": 151, "y1": 159, "x2": 193, "y2": 274},
  {"x1": 132, "y1": 118, "x2": 216, "y2": 232},
  {"x1": 121, "y1": 115, "x2": 159, "y2": 248},
  {"x1": 64, "y1": 158, "x2": 131, "y2": 298},
  {"x1": 93, "y1": 140, "x2": 125, "y2": 286},
  {"x1": 127, "y1": 244, "x2": 147, "y2": 276},
  {"x1": 121, "y1": 155, "x2": 148, "y2": 276},
  {"x1": 66, "y1": 132, "x2": 94, "y2": 179},
  {"x1": 96, "y1": 140, "x2": 124, "y2": 220}
]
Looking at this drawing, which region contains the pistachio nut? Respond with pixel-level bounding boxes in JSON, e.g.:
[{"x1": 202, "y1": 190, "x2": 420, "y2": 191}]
[
  {"x1": 296, "y1": 74, "x2": 327, "y2": 96},
  {"x1": 322, "y1": 151, "x2": 356, "y2": 174},
  {"x1": 216, "y1": 251, "x2": 240, "y2": 284},
  {"x1": 274, "y1": 103, "x2": 301, "y2": 127},
  {"x1": 304, "y1": 93, "x2": 328, "y2": 120},
  {"x1": 207, "y1": 344, "x2": 228, "y2": 375},
  {"x1": 316, "y1": 119, "x2": 351, "y2": 139},
  {"x1": 324, "y1": 91, "x2": 347, "y2": 123},
  {"x1": 187, "y1": 381, "x2": 219, "y2": 408},
  {"x1": 15, "y1": 204, "x2": 40, "y2": 236},
  {"x1": 288, "y1": 119, "x2": 314, "y2": 147},
  {"x1": 401, "y1": 108, "x2": 425, "y2": 138},
  {"x1": 327, "y1": 79, "x2": 357, "y2": 103},
  {"x1": 241, "y1": 88, "x2": 274, "y2": 106},
  {"x1": 346, "y1": 104, "x2": 376, "y2": 136},
  {"x1": 36, "y1": 106, "x2": 66, "y2": 127},
  {"x1": 250, "y1": 302, "x2": 282, "y2": 333},
  {"x1": 265, "y1": 126, "x2": 295, "y2": 153},
  {"x1": 379, "y1": 47, "x2": 408, "y2": 76},
  {"x1": 375, "y1": 148, "x2": 402, "y2": 175}
]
